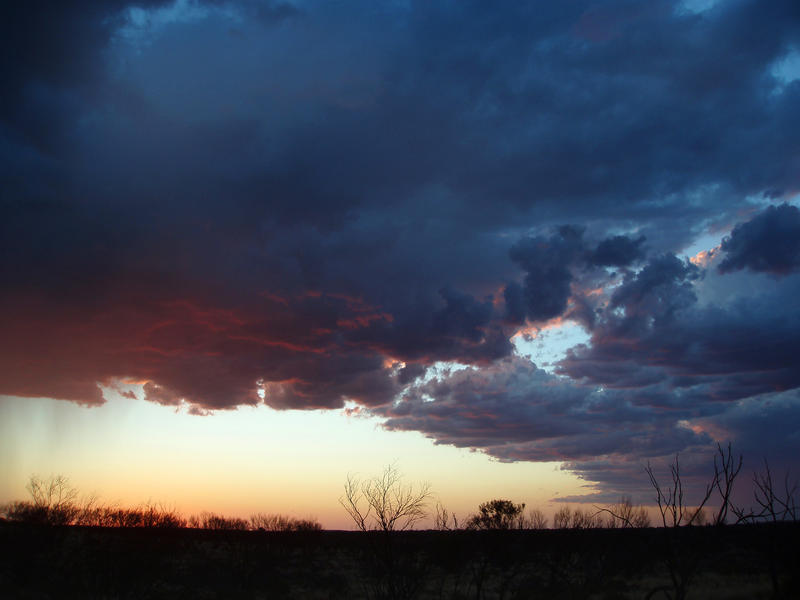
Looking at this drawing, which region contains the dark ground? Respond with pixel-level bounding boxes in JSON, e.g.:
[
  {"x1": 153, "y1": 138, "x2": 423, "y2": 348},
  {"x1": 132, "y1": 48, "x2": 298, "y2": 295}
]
[{"x1": 1, "y1": 521, "x2": 798, "y2": 599}]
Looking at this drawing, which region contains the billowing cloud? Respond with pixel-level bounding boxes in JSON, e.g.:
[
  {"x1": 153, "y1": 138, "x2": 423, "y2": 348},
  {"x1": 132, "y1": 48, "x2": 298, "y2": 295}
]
[
  {"x1": 559, "y1": 251, "x2": 800, "y2": 401},
  {"x1": 718, "y1": 203, "x2": 800, "y2": 276},
  {"x1": 380, "y1": 355, "x2": 721, "y2": 501},
  {"x1": 589, "y1": 235, "x2": 647, "y2": 268},
  {"x1": 508, "y1": 227, "x2": 586, "y2": 322},
  {"x1": 382, "y1": 356, "x2": 712, "y2": 458}
]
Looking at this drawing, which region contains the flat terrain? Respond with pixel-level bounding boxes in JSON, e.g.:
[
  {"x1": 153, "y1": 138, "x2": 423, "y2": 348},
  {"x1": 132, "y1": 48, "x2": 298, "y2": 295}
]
[{"x1": 1, "y1": 521, "x2": 798, "y2": 599}]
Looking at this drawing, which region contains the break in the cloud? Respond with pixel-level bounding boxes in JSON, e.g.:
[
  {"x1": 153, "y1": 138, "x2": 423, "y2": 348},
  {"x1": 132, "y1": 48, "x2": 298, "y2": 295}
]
[
  {"x1": 3, "y1": 0, "x2": 800, "y2": 498},
  {"x1": 383, "y1": 214, "x2": 800, "y2": 497}
]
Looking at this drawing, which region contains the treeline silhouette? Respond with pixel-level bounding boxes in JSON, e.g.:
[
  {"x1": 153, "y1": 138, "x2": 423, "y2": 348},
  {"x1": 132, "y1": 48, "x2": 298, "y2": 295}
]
[
  {"x1": 3, "y1": 444, "x2": 797, "y2": 532},
  {"x1": 334, "y1": 447, "x2": 798, "y2": 600},
  {"x1": 1, "y1": 445, "x2": 799, "y2": 599},
  {"x1": 342, "y1": 445, "x2": 796, "y2": 535},
  {"x1": 0, "y1": 474, "x2": 321, "y2": 531}
]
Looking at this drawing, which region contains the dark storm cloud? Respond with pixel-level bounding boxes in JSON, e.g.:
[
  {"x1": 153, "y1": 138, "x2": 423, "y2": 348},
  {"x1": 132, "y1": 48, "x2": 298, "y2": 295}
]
[
  {"x1": 380, "y1": 355, "x2": 721, "y2": 500},
  {"x1": 381, "y1": 356, "x2": 711, "y2": 457},
  {"x1": 504, "y1": 227, "x2": 649, "y2": 325},
  {"x1": 589, "y1": 235, "x2": 647, "y2": 268},
  {"x1": 380, "y1": 222, "x2": 800, "y2": 497},
  {"x1": 559, "y1": 250, "x2": 800, "y2": 400},
  {"x1": 718, "y1": 203, "x2": 800, "y2": 276},
  {"x1": 508, "y1": 226, "x2": 586, "y2": 322},
  {"x1": 382, "y1": 351, "x2": 800, "y2": 502},
  {"x1": 2, "y1": 0, "x2": 800, "y2": 495},
  {"x1": 0, "y1": 0, "x2": 168, "y2": 157}
]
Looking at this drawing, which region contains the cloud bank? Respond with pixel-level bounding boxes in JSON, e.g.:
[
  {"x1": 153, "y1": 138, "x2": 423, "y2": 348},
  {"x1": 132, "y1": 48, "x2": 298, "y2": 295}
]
[{"x1": 3, "y1": 0, "x2": 800, "y2": 498}]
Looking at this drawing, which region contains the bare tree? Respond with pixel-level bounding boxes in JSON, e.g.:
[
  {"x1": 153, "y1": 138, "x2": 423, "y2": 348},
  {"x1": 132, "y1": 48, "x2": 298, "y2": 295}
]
[
  {"x1": 433, "y1": 500, "x2": 459, "y2": 530},
  {"x1": 552, "y1": 505, "x2": 602, "y2": 529},
  {"x1": 24, "y1": 474, "x2": 79, "y2": 525},
  {"x1": 526, "y1": 507, "x2": 548, "y2": 530},
  {"x1": 27, "y1": 475, "x2": 78, "y2": 510},
  {"x1": 643, "y1": 446, "x2": 745, "y2": 600},
  {"x1": 553, "y1": 505, "x2": 572, "y2": 529},
  {"x1": 739, "y1": 460, "x2": 799, "y2": 600},
  {"x1": 340, "y1": 464, "x2": 431, "y2": 532},
  {"x1": 341, "y1": 465, "x2": 432, "y2": 600},
  {"x1": 572, "y1": 506, "x2": 603, "y2": 529},
  {"x1": 645, "y1": 454, "x2": 714, "y2": 527},
  {"x1": 711, "y1": 442, "x2": 743, "y2": 525},
  {"x1": 753, "y1": 460, "x2": 798, "y2": 523},
  {"x1": 596, "y1": 496, "x2": 651, "y2": 528}
]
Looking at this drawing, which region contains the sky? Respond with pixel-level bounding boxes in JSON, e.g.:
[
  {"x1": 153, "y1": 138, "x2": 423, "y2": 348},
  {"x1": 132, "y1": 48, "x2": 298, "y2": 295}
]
[{"x1": 2, "y1": 0, "x2": 800, "y2": 528}]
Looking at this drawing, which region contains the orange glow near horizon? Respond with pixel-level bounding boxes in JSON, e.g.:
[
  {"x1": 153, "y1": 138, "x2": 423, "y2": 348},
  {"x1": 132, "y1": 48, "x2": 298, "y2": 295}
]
[{"x1": 0, "y1": 390, "x2": 588, "y2": 530}]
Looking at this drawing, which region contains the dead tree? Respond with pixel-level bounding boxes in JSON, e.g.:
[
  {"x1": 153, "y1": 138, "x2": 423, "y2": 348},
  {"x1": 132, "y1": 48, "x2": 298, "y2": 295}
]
[
  {"x1": 753, "y1": 460, "x2": 798, "y2": 523},
  {"x1": 340, "y1": 465, "x2": 432, "y2": 599},
  {"x1": 645, "y1": 454, "x2": 715, "y2": 600},
  {"x1": 646, "y1": 455, "x2": 714, "y2": 528},
  {"x1": 340, "y1": 464, "x2": 431, "y2": 533},
  {"x1": 433, "y1": 500, "x2": 459, "y2": 531},
  {"x1": 526, "y1": 507, "x2": 548, "y2": 529},
  {"x1": 594, "y1": 496, "x2": 651, "y2": 528},
  {"x1": 711, "y1": 442, "x2": 743, "y2": 525}
]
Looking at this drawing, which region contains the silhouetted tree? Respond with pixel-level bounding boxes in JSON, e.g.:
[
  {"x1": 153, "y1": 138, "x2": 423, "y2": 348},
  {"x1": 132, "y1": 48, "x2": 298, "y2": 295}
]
[
  {"x1": 644, "y1": 444, "x2": 745, "y2": 600},
  {"x1": 646, "y1": 455, "x2": 714, "y2": 528},
  {"x1": 340, "y1": 465, "x2": 431, "y2": 599},
  {"x1": 4, "y1": 474, "x2": 80, "y2": 525},
  {"x1": 552, "y1": 505, "x2": 602, "y2": 529},
  {"x1": 340, "y1": 464, "x2": 431, "y2": 533},
  {"x1": 711, "y1": 442, "x2": 743, "y2": 525},
  {"x1": 526, "y1": 507, "x2": 548, "y2": 529},
  {"x1": 466, "y1": 499, "x2": 526, "y2": 530},
  {"x1": 743, "y1": 459, "x2": 798, "y2": 523},
  {"x1": 596, "y1": 496, "x2": 651, "y2": 528},
  {"x1": 433, "y1": 500, "x2": 459, "y2": 530},
  {"x1": 731, "y1": 460, "x2": 798, "y2": 599}
]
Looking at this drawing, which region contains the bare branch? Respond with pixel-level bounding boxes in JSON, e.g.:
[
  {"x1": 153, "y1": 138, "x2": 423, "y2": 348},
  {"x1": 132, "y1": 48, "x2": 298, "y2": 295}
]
[
  {"x1": 339, "y1": 465, "x2": 431, "y2": 532},
  {"x1": 647, "y1": 453, "x2": 715, "y2": 527},
  {"x1": 711, "y1": 442, "x2": 743, "y2": 525}
]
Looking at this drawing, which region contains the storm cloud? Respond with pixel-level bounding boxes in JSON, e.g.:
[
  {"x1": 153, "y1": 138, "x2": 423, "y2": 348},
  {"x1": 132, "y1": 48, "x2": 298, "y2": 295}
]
[
  {"x1": 3, "y1": 0, "x2": 800, "y2": 498},
  {"x1": 718, "y1": 203, "x2": 800, "y2": 276}
]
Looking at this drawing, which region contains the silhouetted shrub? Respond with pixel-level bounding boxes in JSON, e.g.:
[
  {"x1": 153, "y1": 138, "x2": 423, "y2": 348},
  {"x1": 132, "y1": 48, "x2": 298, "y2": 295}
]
[
  {"x1": 553, "y1": 505, "x2": 603, "y2": 529},
  {"x1": 524, "y1": 507, "x2": 549, "y2": 529},
  {"x1": 2, "y1": 501, "x2": 54, "y2": 525},
  {"x1": 189, "y1": 511, "x2": 248, "y2": 530},
  {"x1": 433, "y1": 501, "x2": 460, "y2": 530},
  {"x1": 600, "y1": 496, "x2": 651, "y2": 528},
  {"x1": 250, "y1": 512, "x2": 322, "y2": 532},
  {"x1": 466, "y1": 499, "x2": 526, "y2": 530},
  {"x1": 2, "y1": 475, "x2": 81, "y2": 525}
]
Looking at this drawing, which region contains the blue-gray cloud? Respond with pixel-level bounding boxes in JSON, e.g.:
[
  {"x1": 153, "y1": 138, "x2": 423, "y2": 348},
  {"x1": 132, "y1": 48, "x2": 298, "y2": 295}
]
[
  {"x1": 2, "y1": 0, "x2": 800, "y2": 495},
  {"x1": 719, "y1": 203, "x2": 800, "y2": 276}
]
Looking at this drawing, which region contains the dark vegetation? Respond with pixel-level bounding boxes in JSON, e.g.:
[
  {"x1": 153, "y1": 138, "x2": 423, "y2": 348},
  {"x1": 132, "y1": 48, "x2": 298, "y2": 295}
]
[
  {"x1": 2, "y1": 518, "x2": 798, "y2": 599},
  {"x1": 1, "y1": 474, "x2": 321, "y2": 532},
  {"x1": 1, "y1": 446, "x2": 798, "y2": 599}
]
